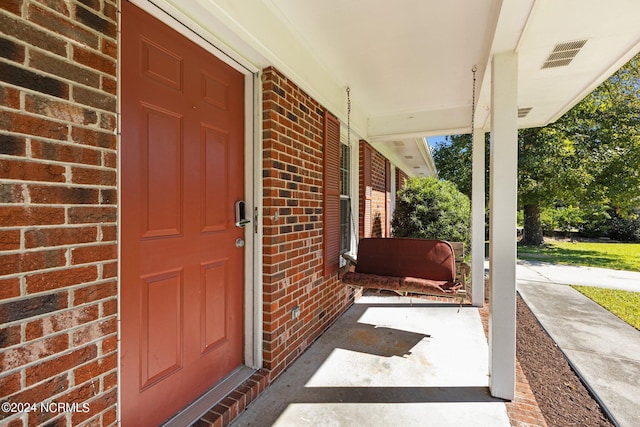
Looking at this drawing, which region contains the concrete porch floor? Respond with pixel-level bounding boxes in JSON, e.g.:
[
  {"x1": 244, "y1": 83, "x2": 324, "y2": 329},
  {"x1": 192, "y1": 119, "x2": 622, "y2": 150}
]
[{"x1": 231, "y1": 295, "x2": 513, "y2": 426}]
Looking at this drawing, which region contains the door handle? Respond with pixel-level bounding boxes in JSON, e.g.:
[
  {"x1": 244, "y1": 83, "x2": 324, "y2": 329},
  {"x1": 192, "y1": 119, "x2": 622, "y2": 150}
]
[{"x1": 235, "y1": 200, "x2": 251, "y2": 228}]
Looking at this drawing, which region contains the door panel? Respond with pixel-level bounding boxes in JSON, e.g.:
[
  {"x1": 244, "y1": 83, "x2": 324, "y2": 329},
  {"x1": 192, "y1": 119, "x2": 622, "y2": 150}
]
[
  {"x1": 121, "y1": 2, "x2": 245, "y2": 425},
  {"x1": 201, "y1": 127, "x2": 230, "y2": 232},
  {"x1": 201, "y1": 260, "x2": 228, "y2": 351},
  {"x1": 141, "y1": 105, "x2": 183, "y2": 238},
  {"x1": 140, "y1": 269, "x2": 183, "y2": 388}
]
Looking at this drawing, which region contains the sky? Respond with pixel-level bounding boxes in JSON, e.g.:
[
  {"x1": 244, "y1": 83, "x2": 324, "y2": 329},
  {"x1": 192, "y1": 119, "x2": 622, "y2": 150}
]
[{"x1": 427, "y1": 135, "x2": 448, "y2": 149}]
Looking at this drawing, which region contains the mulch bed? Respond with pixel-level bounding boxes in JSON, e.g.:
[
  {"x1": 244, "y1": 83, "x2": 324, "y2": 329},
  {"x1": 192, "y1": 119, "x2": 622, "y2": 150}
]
[{"x1": 516, "y1": 295, "x2": 613, "y2": 426}]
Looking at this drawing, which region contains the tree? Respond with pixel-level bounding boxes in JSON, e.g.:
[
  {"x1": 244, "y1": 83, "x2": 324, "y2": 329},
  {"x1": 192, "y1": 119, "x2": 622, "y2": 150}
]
[
  {"x1": 431, "y1": 133, "x2": 489, "y2": 201},
  {"x1": 392, "y1": 176, "x2": 471, "y2": 248},
  {"x1": 517, "y1": 127, "x2": 587, "y2": 245},
  {"x1": 559, "y1": 54, "x2": 640, "y2": 215}
]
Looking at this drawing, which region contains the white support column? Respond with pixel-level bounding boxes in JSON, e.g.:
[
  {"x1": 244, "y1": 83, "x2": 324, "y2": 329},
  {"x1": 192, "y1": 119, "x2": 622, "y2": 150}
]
[
  {"x1": 489, "y1": 52, "x2": 518, "y2": 401},
  {"x1": 471, "y1": 127, "x2": 485, "y2": 307}
]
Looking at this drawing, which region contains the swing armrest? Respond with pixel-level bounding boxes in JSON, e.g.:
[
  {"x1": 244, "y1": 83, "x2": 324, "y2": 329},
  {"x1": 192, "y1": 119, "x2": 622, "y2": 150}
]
[{"x1": 342, "y1": 252, "x2": 358, "y2": 266}]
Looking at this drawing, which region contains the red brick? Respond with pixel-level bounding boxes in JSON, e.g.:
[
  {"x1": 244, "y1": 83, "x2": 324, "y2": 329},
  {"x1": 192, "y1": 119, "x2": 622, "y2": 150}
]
[
  {"x1": 0, "y1": 84, "x2": 21, "y2": 110},
  {"x1": 25, "y1": 345, "x2": 98, "y2": 386},
  {"x1": 101, "y1": 334, "x2": 117, "y2": 354},
  {"x1": 28, "y1": 185, "x2": 100, "y2": 205},
  {"x1": 0, "y1": 249, "x2": 66, "y2": 276},
  {"x1": 103, "y1": 150, "x2": 117, "y2": 168},
  {"x1": 72, "y1": 85, "x2": 116, "y2": 111},
  {"x1": 100, "y1": 225, "x2": 117, "y2": 242},
  {"x1": 73, "y1": 281, "x2": 116, "y2": 306},
  {"x1": 0, "y1": 230, "x2": 21, "y2": 250},
  {"x1": 27, "y1": 412, "x2": 65, "y2": 427},
  {"x1": 72, "y1": 318, "x2": 117, "y2": 346},
  {"x1": 0, "y1": 33, "x2": 27, "y2": 64},
  {"x1": 70, "y1": 388, "x2": 116, "y2": 425},
  {"x1": 26, "y1": 265, "x2": 98, "y2": 294},
  {"x1": 75, "y1": 3, "x2": 116, "y2": 38},
  {"x1": 68, "y1": 206, "x2": 116, "y2": 224},
  {"x1": 73, "y1": 45, "x2": 116, "y2": 76},
  {"x1": 259, "y1": 68, "x2": 350, "y2": 376},
  {"x1": 0, "y1": 325, "x2": 21, "y2": 349},
  {"x1": 0, "y1": 292, "x2": 68, "y2": 326},
  {"x1": 0, "y1": 158, "x2": 65, "y2": 182},
  {"x1": 0, "y1": 182, "x2": 26, "y2": 204},
  {"x1": 70, "y1": 166, "x2": 116, "y2": 186},
  {"x1": 28, "y1": 4, "x2": 99, "y2": 48},
  {"x1": 102, "y1": 407, "x2": 117, "y2": 426},
  {"x1": 102, "y1": 262, "x2": 117, "y2": 279},
  {"x1": 0, "y1": 111, "x2": 68, "y2": 140},
  {"x1": 0, "y1": 12, "x2": 67, "y2": 57},
  {"x1": 0, "y1": 278, "x2": 21, "y2": 300},
  {"x1": 0, "y1": 372, "x2": 21, "y2": 396},
  {"x1": 102, "y1": 75, "x2": 117, "y2": 96},
  {"x1": 102, "y1": 298, "x2": 116, "y2": 317},
  {"x1": 74, "y1": 351, "x2": 116, "y2": 384},
  {"x1": 71, "y1": 126, "x2": 116, "y2": 149},
  {"x1": 100, "y1": 112, "x2": 117, "y2": 133},
  {"x1": 1, "y1": 0, "x2": 22, "y2": 15},
  {"x1": 0, "y1": 334, "x2": 68, "y2": 371},
  {"x1": 24, "y1": 304, "x2": 99, "y2": 341},
  {"x1": 25, "y1": 94, "x2": 98, "y2": 125},
  {"x1": 31, "y1": 139, "x2": 101, "y2": 166},
  {"x1": 101, "y1": 38, "x2": 117, "y2": 59},
  {"x1": 25, "y1": 227, "x2": 98, "y2": 249},
  {"x1": 103, "y1": 371, "x2": 117, "y2": 391},
  {"x1": 71, "y1": 244, "x2": 116, "y2": 264},
  {"x1": 103, "y1": 2, "x2": 117, "y2": 22}
]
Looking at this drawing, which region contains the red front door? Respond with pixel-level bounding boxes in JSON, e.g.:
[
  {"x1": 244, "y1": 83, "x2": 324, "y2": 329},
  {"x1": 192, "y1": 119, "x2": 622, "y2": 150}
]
[{"x1": 121, "y1": 3, "x2": 245, "y2": 425}]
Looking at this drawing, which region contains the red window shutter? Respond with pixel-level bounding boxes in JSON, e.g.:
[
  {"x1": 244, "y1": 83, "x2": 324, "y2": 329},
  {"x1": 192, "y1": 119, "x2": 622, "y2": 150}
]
[
  {"x1": 363, "y1": 144, "x2": 372, "y2": 238},
  {"x1": 323, "y1": 111, "x2": 341, "y2": 277},
  {"x1": 385, "y1": 159, "x2": 391, "y2": 237}
]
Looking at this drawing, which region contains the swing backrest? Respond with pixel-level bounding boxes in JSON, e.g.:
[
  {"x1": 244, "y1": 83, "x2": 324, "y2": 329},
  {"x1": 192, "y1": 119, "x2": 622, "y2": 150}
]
[{"x1": 354, "y1": 238, "x2": 456, "y2": 281}]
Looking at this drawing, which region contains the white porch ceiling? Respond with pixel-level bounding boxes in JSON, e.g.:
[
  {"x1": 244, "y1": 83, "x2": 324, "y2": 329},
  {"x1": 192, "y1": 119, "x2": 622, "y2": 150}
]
[{"x1": 162, "y1": 0, "x2": 640, "y2": 175}]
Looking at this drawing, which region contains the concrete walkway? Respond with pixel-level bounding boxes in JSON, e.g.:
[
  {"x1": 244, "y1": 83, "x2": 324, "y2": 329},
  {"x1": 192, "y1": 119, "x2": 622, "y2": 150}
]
[
  {"x1": 517, "y1": 260, "x2": 640, "y2": 292},
  {"x1": 232, "y1": 295, "x2": 511, "y2": 426},
  {"x1": 516, "y1": 261, "x2": 640, "y2": 427}
]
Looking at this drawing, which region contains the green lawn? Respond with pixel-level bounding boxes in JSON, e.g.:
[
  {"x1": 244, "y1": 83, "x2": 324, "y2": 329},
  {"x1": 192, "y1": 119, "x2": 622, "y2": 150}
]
[
  {"x1": 573, "y1": 286, "x2": 640, "y2": 330},
  {"x1": 517, "y1": 241, "x2": 640, "y2": 272}
]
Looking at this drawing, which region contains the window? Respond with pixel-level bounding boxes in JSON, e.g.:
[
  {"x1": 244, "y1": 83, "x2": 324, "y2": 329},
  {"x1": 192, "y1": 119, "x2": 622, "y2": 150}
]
[{"x1": 340, "y1": 143, "x2": 351, "y2": 254}]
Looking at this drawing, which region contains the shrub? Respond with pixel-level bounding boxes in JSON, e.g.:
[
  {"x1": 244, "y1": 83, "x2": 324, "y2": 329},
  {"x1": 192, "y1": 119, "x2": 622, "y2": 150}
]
[
  {"x1": 540, "y1": 205, "x2": 584, "y2": 234},
  {"x1": 539, "y1": 208, "x2": 558, "y2": 234},
  {"x1": 578, "y1": 205, "x2": 611, "y2": 237},
  {"x1": 392, "y1": 177, "x2": 471, "y2": 248},
  {"x1": 609, "y1": 211, "x2": 640, "y2": 242}
]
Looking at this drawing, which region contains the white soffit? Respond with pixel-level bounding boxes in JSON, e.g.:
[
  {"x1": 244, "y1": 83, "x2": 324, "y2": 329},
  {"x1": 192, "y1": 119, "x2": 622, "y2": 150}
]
[{"x1": 159, "y1": 0, "x2": 640, "y2": 170}]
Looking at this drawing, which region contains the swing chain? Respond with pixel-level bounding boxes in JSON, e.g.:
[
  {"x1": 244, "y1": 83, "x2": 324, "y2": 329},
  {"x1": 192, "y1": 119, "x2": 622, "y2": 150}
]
[
  {"x1": 471, "y1": 65, "x2": 477, "y2": 131},
  {"x1": 346, "y1": 87, "x2": 351, "y2": 148}
]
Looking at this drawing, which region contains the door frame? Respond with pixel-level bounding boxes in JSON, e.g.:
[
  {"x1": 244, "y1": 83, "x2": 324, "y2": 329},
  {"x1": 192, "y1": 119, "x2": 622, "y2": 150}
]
[{"x1": 117, "y1": 0, "x2": 263, "y2": 422}]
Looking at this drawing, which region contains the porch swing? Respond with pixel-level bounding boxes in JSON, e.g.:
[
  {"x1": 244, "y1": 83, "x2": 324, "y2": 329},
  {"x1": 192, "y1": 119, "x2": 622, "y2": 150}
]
[
  {"x1": 339, "y1": 69, "x2": 476, "y2": 304},
  {"x1": 341, "y1": 237, "x2": 466, "y2": 302}
]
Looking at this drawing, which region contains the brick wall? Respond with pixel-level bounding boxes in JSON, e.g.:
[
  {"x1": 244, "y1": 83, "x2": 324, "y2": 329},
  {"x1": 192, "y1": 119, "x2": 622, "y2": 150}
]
[
  {"x1": 359, "y1": 141, "x2": 391, "y2": 238},
  {"x1": 261, "y1": 67, "x2": 353, "y2": 379},
  {"x1": 396, "y1": 167, "x2": 409, "y2": 193},
  {"x1": 0, "y1": 2, "x2": 118, "y2": 426}
]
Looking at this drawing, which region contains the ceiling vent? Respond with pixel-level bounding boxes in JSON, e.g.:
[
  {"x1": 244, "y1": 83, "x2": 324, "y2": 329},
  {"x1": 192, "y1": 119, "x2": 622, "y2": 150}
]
[
  {"x1": 542, "y1": 39, "x2": 588, "y2": 69},
  {"x1": 518, "y1": 107, "x2": 533, "y2": 118}
]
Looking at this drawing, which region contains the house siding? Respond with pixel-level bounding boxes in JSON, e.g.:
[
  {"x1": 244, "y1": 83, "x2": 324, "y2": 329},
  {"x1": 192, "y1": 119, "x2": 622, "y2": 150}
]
[
  {"x1": 0, "y1": 2, "x2": 118, "y2": 426},
  {"x1": 261, "y1": 67, "x2": 354, "y2": 378}
]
